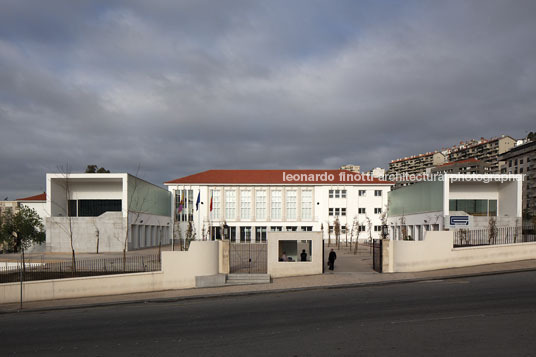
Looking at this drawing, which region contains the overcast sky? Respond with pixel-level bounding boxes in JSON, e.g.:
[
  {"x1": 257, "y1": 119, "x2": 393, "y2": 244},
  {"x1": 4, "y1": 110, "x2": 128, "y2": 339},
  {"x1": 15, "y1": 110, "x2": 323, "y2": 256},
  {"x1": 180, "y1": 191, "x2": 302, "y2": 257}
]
[{"x1": 1, "y1": 0, "x2": 535, "y2": 199}]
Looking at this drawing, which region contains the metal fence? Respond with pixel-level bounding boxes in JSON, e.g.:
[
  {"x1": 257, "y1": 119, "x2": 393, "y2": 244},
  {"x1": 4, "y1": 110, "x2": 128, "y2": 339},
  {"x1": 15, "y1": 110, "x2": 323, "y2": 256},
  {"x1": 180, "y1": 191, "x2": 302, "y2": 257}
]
[
  {"x1": 454, "y1": 225, "x2": 536, "y2": 247},
  {"x1": 0, "y1": 254, "x2": 161, "y2": 284}
]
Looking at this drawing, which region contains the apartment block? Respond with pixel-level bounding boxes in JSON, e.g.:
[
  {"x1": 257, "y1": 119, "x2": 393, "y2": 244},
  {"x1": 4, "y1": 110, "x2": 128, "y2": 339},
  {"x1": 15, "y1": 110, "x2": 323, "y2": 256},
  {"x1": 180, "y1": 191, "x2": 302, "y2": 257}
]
[
  {"x1": 499, "y1": 140, "x2": 536, "y2": 214},
  {"x1": 388, "y1": 152, "x2": 445, "y2": 176},
  {"x1": 429, "y1": 158, "x2": 491, "y2": 175},
  {"x1": 447, "y1": 135, "x2": 515, "y2": 173}
]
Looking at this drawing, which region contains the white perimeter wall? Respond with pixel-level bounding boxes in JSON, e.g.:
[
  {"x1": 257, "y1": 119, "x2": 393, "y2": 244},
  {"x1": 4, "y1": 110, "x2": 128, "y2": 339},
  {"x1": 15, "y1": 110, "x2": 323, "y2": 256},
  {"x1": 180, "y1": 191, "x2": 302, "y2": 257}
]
[
  {"x1": 0, "y1": 241, "x2": 220, "y2": 304},
  {"x1": 388, "y1": 231, "x2": 536, "y2": 272}
]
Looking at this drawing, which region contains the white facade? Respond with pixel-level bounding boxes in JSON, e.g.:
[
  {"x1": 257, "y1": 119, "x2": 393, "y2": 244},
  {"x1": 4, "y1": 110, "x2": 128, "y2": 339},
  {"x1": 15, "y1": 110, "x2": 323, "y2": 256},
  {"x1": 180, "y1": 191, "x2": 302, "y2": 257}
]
[
  {"x1": 387, "y1": 174, "x2": 523, "y2": 240},
  {"x1": 165, "y1": 170, "x2": 391, "y2": 243},
  {"x1": 45, "y1": 173, "x2": 172, "y2": 252}
]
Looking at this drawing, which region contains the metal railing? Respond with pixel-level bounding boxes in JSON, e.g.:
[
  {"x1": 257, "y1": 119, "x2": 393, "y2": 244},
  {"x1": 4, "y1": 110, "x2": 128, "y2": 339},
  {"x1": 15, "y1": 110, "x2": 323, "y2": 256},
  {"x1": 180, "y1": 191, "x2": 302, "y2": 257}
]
[
  {"x1": 0, "y1": 254, "x2": 161, "y2": 284},
  {"x1": 454, "y1": 225, "x2": 536, "y2": 247}
]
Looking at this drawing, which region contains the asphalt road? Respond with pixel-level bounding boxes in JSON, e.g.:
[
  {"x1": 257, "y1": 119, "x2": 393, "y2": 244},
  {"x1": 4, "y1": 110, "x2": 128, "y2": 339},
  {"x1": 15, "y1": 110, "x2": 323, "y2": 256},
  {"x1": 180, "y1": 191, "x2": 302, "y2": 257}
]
[{"x1": 2, "y1": 271, "x2": 536, "y2": 356}]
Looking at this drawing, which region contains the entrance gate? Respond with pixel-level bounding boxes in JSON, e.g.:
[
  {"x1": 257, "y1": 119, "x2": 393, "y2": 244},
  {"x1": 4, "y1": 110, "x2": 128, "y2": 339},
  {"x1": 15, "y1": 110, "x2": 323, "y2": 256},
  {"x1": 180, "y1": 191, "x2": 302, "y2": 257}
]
[
  {"x1": 229, "y1": 243, "x2": 267, "y2": 273},
  {"x1": 372, "y1": 239, "x2": 383, "y2": 273}
]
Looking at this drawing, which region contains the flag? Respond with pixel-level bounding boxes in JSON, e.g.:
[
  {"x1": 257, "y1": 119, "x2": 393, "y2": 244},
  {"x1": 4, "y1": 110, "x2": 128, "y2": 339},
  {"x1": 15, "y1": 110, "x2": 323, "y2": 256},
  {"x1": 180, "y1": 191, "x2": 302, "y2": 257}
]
[
  {"x1": 210, "y1": 194, "x2": 213, "y2": 212},
  {"x1": 196, "y1": 191, "x2": 201, "y2": 211},
  {"x1": 178, "y1": 195, "x2": 184, "y2": 213}
]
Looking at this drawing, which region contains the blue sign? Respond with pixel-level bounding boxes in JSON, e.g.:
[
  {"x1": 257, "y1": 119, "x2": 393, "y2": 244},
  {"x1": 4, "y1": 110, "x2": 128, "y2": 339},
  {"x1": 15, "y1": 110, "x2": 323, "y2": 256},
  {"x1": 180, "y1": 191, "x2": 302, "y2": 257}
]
[{"x1": 449, "y1": 216, "x2": 470, "y2": 226}]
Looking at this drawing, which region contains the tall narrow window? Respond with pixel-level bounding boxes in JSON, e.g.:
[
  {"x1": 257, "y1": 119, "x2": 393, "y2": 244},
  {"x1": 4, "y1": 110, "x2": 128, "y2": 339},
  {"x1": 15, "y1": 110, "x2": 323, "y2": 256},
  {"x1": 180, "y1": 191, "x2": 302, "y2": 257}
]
[
  {"x1": 255, "y1": 190, "x2": 266, "y2": 220},
  {"x1": 225, "y1": 190, "x2": 236, "y2": 220},
  {"x1": 211, "y1": 190, "x2": 220, "y2": 220},
  {"x1": 240, "y1": 190, "x2": 251, "y2": 220},
  {"x1": 301, "y1": 190, "x2": 312, "y2": 220},
  {"x1": 271, "y1": 190, "x2": 282, "y2": 220},
  {"x1": 240, "y1": 226, "x2": 251, "y2": 243},
  {"x1": 255, "y1": 226, "x2": 267, "y2": 242},
  {"x1": 286, "y1": 190, "x2": 297, "y2": 220}
]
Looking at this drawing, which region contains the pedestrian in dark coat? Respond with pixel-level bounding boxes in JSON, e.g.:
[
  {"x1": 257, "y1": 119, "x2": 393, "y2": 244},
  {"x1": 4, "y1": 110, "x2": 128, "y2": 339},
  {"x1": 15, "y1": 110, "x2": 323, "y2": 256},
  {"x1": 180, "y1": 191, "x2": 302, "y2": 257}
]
[
  {"x1": 328, "y1": 249, "x2": 337, "y2": 271},
  {"x1": 300, "y1": 249, "x2": 307, "y2": 262}
]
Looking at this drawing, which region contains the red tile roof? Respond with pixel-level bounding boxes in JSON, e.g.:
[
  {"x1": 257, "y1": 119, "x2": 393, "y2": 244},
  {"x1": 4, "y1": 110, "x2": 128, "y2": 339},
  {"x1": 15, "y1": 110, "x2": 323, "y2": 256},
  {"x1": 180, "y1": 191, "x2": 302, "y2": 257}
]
[
  {"x1": 437, "y1": 158, "x2": 480, "y2": 167},
  {"x1": 165, "y1": 170, "x2": 392, "y2": 185},
  {"x1": 17, "y1": 192, "x2": 46, "y2": 201}
]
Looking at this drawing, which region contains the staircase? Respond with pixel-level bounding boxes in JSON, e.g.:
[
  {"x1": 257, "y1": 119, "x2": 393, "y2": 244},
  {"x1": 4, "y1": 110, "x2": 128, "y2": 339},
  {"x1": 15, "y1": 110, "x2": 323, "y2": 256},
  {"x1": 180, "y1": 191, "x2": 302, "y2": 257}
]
[{"x1": 226, "y1": 274, "x2": 271, "y2": 285}]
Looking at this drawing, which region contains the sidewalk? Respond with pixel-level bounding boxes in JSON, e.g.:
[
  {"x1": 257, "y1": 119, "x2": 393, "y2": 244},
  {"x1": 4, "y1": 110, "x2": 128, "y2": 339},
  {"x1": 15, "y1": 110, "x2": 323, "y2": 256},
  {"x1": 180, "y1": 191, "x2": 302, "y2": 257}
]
[{"x1": 2, "y1": 257, "x2": 536, "y2": 314}]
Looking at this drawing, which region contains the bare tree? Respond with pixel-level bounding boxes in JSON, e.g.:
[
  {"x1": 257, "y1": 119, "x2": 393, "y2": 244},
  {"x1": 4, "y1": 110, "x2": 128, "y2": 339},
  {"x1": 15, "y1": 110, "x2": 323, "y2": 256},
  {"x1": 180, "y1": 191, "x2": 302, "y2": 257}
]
[
  {"x1": 334, "y1": 217, "x2": 341, "y2": 250},
  {"x1": 92, "y1": 218, "x2": 100, "y2": 254},
  {"x1": 327, "y1": 220, "x2": 331, "y2": 247},
  {"x1": 345, "y1": 223, "x2": 348, "y2": 247},
  {"x1": 56, "y1": 164, "x2": 77, "y2": 272},
  {"x1": 488, "y1": 216, "x2": 497, "y2": 245},
  {"x1": 354, "y1": 218, "x2": 361, "y2": 255},
  {"x1": 122, "y1": 166, "x2": 151, "y2": 270}
]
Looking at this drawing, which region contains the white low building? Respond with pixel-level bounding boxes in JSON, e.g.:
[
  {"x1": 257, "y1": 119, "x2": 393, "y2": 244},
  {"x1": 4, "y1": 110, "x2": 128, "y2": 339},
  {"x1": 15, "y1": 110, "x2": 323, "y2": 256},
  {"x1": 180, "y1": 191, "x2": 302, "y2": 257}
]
[
  {"x1": 387, "y1": 174, "x2": 523, "y2": 240},
  {"x1": 164, "y1": 170, "x2": 392, "y2": 243},
  {"x1": 46, "y1": 173, "x2": 172, "y2": 252},
  {"x1": 17, "y1": 192, "x2": 47, "y2": 221}
]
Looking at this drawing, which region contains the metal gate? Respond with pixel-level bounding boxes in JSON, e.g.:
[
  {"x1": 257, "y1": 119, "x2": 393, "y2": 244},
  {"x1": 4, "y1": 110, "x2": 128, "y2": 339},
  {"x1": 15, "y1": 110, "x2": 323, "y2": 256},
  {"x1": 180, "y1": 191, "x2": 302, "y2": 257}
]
[
  {"x1": 230, "y1": 243, "x2": 267, "y2": 273},
  {"x1": 372, "y1": 239, "x2": 383, "y2": 273}
]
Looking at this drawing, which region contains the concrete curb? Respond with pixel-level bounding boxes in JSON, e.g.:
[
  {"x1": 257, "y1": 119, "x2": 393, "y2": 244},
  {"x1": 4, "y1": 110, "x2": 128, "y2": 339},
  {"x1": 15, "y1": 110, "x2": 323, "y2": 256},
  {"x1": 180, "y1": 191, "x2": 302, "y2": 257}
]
[{"x1": 2, "y1": 266, "x2": 536, "y2": 315}]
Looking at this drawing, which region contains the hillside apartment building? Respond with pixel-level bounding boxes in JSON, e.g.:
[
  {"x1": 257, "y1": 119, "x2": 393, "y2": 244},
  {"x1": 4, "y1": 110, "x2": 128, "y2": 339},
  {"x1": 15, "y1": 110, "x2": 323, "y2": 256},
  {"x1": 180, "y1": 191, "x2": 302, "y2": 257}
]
[
  {"x1": 387, "y1": 135, "x2": 516, "y2": 177},
  {"x1": 500, "y1": 140, "x2": 536, "y2": 214}
]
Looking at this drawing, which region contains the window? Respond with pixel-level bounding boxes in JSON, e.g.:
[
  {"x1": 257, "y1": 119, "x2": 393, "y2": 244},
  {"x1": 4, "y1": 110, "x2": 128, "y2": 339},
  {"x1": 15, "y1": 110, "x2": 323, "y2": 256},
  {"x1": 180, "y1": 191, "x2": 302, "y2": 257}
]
[
  {"x1": 255, "y1": 190, "x2": 266, "y2": 220},
  {"x1": 449, "y1": 199, "x2": 498, "y2": 216},
  {"x1": 301, "y1": 190, "x2": 312, "y2": 220},
  {"x1": 358, "y1": 225, "x2": 366, "y2": 232},
  {"x1": 240, "y1": 226, "x2": 251, "y2": 243},
  {"x1": 520, "y1": 159, "x2": 523, "y2": 165},
  {"x1": 69, "y1": 199, "x2": 121, "y2": 217},
  {"x1": 329, "y1": 208, "x2": 334, "y2": 216},
  {"x1": 271, "y1": 191, "x2": 282, "y2": 220},
  {"x1": 176, "y1": 190, "x2": 194, "y2": 221},
  {"x1": 255, "y1": 226, "x2": 267, "y2": 242},
  {"x1": 334, "y1": 190, "x2": 340, "y2": 198},
  {"x1": 374, "y1": 190, "x2": 382, "y2": 197},
  {"x1": 301, "y1": 226, "x2": 313, "y2": 231},
  {"x1": 341, "y1": 190, "x2": 347, "y2": 198},
  {"x1": 334, "y1": 208, "x2": 340, "y2": 216},
  {"x1": 509, "y1": 160, "x2": 512, "y2": 167},
  {"x1": 211, "y1": 190, "x2": 220, "y2": 220},
  {"x1": 286, "y1": 226, "x2": 297, "y2": 231},
  {"x1": 374, "y1": 225, "x2": 382, "y2": 232},
  {"x1": 286, "y1": 190, "x2": 297, "y2": 220},
  {"x1": 240, "y1": 190, "x2": 251, "y2": 220},
  {"x1": 520, "y1": 168, "x2": 524, "y2": 173},
  {"x1": 341, "y1": 208, "x2": 346, "y2": 216},
  {"x1": 271, "y1": 226, "x2": 283, "y2": 232},
  {"x1": 358, "y1": 190, "x2": 366, "y2": 197},
  {"x1": 279, "y1": 240, "x2": 312, "y2": 262},
  {"x1": 68, "y1": 200, "x2": 77, "y2": 217},
  {"x1": 374, "y1": 207, "x2": 382, "y2": 214},
  {"x1": 228, "y1": 226, "x2": 237, "y2": 242},
  {"x1": 225, "y1": 190, "x2": 236, "y2": 220},
  {"x1": 329, "y1": 190, "x2": 334, "y2": 198},
  {"x1": 358, "y1": 208, "x2": 366, "y2": 214}
]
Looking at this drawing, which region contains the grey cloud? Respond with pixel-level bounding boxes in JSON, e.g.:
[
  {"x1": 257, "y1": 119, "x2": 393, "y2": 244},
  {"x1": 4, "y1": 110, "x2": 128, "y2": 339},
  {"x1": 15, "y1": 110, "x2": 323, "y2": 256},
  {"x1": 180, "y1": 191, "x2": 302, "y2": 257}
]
[{"x1": 1, "y1": 0, "x2": 535, "y2": 199}]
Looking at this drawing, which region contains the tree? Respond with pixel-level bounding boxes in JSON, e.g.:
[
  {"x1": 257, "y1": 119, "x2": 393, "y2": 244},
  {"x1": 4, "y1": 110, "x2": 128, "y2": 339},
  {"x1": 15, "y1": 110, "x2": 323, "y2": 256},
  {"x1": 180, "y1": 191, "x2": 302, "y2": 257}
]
[
  {"x1": 334, "y1": 217, "x2": 341, "y2": 250},
  {"x1": 0, "y1": 206, "x2": 45, "y2": 252},
  {"x1": 85, "y1": 165, "x2": 110, "y2": 173}
]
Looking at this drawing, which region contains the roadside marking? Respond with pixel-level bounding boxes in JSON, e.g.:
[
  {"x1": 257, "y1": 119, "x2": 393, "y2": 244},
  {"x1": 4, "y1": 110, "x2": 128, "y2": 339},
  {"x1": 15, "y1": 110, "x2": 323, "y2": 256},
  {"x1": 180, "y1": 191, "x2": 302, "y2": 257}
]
[{"x1": 391, "y1": 313, "x2": 486, "y2": 324}]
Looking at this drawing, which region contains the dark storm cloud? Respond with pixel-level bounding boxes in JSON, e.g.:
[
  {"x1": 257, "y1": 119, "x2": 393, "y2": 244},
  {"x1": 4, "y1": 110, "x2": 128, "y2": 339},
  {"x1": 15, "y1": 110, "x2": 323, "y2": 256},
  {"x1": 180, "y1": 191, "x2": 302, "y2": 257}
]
[{"x1": 1, "y1": 0, "x2": 535, "y2": 199}]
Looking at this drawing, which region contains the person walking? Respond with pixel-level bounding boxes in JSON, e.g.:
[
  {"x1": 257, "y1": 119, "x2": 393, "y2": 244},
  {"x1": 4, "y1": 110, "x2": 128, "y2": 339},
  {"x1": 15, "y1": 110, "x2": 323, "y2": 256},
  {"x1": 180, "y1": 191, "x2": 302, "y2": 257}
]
[{"x1": 328, "y1": 248, "x2": 337, "y2": 271}]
